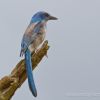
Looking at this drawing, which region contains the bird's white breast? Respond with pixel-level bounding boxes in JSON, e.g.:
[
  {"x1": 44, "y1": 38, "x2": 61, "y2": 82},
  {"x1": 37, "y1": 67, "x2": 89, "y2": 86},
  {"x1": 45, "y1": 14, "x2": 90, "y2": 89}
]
[{"x1": 29, "y1": 27, "x2": 46, "y2": 52}]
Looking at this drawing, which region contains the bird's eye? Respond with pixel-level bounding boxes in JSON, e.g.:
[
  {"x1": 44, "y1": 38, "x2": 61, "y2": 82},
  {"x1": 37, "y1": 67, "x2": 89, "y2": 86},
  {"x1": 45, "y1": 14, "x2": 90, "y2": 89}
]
[{"x1": 45, "y1": 13, "x2": 50, "y2": 17}]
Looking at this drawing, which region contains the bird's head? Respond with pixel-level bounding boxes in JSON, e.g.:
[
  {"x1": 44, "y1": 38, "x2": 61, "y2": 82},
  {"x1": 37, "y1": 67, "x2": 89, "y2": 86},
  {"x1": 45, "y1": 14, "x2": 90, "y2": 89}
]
[{"x1": 31, "y1": 11, "x2": 58, "y2": 23}]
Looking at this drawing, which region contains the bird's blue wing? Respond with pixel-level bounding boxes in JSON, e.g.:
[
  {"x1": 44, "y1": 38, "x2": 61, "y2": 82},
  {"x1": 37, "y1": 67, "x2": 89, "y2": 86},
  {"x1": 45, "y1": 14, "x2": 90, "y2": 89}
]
[{"x1": 20, "y1": 34, "x2": 31, "y2": 56}]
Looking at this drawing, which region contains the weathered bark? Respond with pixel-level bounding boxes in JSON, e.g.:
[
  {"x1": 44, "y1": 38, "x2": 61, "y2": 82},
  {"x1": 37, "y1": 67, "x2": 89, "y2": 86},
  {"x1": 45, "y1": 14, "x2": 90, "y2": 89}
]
[{"x1": 0, "y1": 41, "x2": 49, "y2": 100}]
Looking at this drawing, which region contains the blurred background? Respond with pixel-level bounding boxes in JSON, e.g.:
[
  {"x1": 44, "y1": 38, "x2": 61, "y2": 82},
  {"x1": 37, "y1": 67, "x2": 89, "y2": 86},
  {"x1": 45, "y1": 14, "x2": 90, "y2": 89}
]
[{"x1": 0, "y1": 0, "x2": 100, "y2": 100}]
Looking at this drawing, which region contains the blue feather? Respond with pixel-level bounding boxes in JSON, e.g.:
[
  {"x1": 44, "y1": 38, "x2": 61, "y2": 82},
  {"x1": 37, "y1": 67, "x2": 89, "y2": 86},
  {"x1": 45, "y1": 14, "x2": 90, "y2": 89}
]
[{"x1": 25, "y1": 49, "x2": 37, "y2": 97}]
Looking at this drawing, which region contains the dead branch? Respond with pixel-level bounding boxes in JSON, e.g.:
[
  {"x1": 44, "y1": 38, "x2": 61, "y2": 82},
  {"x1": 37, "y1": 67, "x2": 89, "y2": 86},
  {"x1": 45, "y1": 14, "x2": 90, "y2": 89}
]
[{"x1": 0, "y1": 40, "x2": 49, "y2": 100}]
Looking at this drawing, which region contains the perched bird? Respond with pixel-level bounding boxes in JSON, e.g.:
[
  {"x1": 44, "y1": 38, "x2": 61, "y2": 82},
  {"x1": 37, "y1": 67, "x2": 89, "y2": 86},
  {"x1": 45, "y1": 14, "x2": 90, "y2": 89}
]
[{"x1": 20, "y1": 11, "x2": 57, "y2": 97}]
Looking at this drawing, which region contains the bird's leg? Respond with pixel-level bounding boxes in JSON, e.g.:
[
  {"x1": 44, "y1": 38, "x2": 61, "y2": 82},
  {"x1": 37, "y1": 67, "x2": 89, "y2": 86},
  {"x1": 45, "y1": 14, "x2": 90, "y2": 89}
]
[{"x1": 35, "y1": 48, "x2": 40, "y2": 54}]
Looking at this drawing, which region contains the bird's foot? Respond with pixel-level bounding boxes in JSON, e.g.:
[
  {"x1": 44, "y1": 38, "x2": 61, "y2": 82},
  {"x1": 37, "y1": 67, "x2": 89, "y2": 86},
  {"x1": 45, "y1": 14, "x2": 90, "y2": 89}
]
[{"x1": 35, "y1": 48, "x2": 40, "y2": 54}]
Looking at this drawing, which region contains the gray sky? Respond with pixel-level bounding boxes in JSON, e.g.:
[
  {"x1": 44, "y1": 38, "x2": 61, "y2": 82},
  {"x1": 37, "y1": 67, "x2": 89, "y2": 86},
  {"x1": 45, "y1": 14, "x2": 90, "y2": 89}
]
[{"x1": 0, "y1": 0, "x2": 100, "y2": 100}]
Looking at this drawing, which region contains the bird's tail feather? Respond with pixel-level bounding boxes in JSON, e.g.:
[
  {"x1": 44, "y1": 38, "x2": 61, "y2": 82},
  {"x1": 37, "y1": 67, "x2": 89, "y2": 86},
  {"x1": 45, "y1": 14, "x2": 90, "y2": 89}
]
[{"x1": 25, "y1": 49, "x2": 37, "y2": 97}]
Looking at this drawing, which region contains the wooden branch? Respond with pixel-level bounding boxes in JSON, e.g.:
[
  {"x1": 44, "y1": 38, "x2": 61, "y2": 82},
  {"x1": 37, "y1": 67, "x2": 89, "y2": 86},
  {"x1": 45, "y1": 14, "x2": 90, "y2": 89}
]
[{"x1": 0, "y1": 40, "x2": 49, "y2": 100}]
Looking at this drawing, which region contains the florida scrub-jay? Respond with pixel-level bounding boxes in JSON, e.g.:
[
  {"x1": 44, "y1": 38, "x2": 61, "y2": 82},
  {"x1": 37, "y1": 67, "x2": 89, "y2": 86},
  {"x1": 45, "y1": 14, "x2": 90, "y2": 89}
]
[{"x1": 20, "y1": 11, "x2": 57, "y2": 97}]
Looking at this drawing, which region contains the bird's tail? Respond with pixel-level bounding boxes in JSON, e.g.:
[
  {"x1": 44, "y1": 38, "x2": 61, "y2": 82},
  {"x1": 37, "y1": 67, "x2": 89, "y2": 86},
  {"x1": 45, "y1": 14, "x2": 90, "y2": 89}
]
[{"x1": 25, "y1": 49, "x2": 37, "y2": 97}]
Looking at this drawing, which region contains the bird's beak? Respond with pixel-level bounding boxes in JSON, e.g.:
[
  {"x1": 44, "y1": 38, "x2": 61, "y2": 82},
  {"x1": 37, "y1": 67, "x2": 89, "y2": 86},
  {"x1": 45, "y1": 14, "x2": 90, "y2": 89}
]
[{"x1": 49, "y1": 15, "x2": 58, "y2": 20}]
